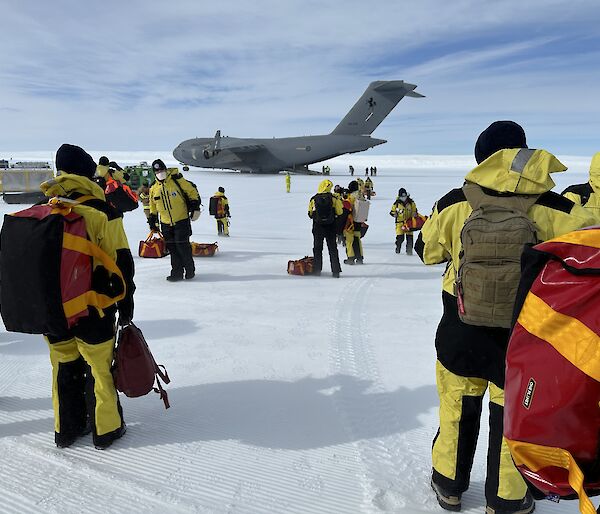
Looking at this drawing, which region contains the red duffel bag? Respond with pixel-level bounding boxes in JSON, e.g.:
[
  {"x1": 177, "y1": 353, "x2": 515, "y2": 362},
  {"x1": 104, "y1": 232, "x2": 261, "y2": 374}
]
[
  {"x1": 401, "y1": 214, "x2": 427, "y2": 232},
  {"x1": 504, "y1": 228, "x2": 600, "y2": 514},
  {"x1": 287, "y1": 256, "x2": 314, "y2": 276},
  {"x1": 139, "y1": 231, "x2": 169, "y2": 258},
  {"x1": 191, "y1": 242, "x2": 218, "y2": 257}
]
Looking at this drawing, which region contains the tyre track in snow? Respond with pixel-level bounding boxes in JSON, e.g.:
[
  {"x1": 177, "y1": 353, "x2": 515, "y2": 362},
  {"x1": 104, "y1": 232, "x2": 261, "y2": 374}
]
[
  {"x1": 328, "y1": 258, "x2": 581, "y2": 514},
  {"x1": 330, "y1": 264, "x2": 414, "y2": 513}
]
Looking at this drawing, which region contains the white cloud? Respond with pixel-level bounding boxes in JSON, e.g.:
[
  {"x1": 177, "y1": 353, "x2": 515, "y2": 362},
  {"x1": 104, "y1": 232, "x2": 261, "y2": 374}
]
[{"x1": 0, "y1": 0, "x2": 599, "y2": 154}]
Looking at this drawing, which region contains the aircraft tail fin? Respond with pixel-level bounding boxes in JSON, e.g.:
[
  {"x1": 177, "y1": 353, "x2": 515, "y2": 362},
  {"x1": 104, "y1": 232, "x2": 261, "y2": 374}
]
[{"x1": 331, "y1": 80, "x2": 423, "y2": 136}]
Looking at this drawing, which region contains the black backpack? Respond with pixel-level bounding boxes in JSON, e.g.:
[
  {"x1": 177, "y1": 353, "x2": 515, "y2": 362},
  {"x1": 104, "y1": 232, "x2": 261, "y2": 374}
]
[
  {"x1": 209, "y1": 196, "x2": 220, "y2": 216},
  {"x1": 172, "y1": 174, "x2": 201, "y2": 210},
  {"x1": 313, "y1": 193, "x2": 335, "y2": 225}
]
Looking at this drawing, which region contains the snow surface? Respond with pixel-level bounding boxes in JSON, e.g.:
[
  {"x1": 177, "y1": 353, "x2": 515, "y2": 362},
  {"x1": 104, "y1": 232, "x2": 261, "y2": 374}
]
[{"x1": 0, "y1": 155, "x2": 591, "y2": 513}]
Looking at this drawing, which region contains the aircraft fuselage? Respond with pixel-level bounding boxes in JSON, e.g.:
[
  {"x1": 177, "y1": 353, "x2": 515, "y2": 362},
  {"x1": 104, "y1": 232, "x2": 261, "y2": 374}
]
[{"x1": 173, "y1": 134, "x2": 386, "y2": 174}]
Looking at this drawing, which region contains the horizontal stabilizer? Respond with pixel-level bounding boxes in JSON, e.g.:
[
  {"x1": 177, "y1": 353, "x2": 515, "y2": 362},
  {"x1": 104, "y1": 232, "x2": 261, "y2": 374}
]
[{"x1": 331, "y1": 80, "x2": 423, "y2": 136}]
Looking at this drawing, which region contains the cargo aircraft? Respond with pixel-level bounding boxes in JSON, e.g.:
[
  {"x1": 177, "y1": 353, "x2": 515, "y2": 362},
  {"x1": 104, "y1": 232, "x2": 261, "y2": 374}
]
[{"x1": 173, "y1": 80, "x2": 423, "y2": 174}]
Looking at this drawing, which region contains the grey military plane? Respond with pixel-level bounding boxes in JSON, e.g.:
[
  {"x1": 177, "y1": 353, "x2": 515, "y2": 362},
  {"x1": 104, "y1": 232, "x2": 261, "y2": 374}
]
[{"x1": 173, "y1": 80, "x2": 423, "y2": 174}]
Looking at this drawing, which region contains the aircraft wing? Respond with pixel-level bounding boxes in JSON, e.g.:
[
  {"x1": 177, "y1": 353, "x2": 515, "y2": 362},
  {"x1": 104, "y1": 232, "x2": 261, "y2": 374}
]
[{"x1": 221, "y1": 143, "x2": 267, "y2": 155}]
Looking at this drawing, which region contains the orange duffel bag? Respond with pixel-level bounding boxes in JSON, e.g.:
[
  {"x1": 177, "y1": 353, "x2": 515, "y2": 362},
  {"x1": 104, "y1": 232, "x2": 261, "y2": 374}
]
[
  {"x1": 287, "y1": 256, "x2": 314, "y2": 275},
  {"x1": 139, "y1": 231, "x2": 169, "y2": 258},
  {"x1": 191, "y1": 242, "x2": 218, "y2": 257},
  {"x1": 401, "y1": 214, "x2": 428, "y2": 232}
]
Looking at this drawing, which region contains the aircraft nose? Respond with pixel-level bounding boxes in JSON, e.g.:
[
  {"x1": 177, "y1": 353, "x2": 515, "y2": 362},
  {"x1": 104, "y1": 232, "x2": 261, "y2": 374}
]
[{"x1": 173, "y1": 144, "x2": 186, "y2": 162}]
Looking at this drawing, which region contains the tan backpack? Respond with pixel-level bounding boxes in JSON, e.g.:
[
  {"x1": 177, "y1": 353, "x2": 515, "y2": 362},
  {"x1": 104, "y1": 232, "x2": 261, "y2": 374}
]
[{"x1": 456, "y1": 183, "x2": 539, "y2": 328}]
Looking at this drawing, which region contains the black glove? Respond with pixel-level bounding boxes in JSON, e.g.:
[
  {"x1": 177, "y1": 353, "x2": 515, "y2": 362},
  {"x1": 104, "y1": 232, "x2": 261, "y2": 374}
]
[
  {"x1": 188, "y1": 199, "x2": 200, "y2": 212},
  {"x1": 148, "y1": 213, "x2": 158, "y2": 231},
  {"x1": 117, "y1": 296, "x2": 133, "y2": 326}
]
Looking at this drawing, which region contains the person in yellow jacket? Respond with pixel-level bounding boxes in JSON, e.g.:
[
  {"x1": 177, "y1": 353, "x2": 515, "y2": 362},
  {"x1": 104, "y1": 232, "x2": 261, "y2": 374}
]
[
  {"x1": 308, "y1": 179, "x2": 343, "y2": 277},
  {"x1": 148, "y1": 159, "x2": 200, "y2": 282},
  {"x1": 210, "y1": 187, "x2": 231, "y2": 236},
  {"x1": 285, "y1": 172, "x2": 291, "y2": 193},
  {"x1": 416, "y1": 121, "x2": 596, "y2": 514},
  {"x1": 561, "y1": 151, "x2": 600, "y2": 222},
  {"x1": 41, "y1": 144, "x2": 135, "y2": 450},
  {"x1": 390, "y1": 188, "x2": 418, "y2": 254},
  {"x1": 343, "y1": 180, "x2": 365, "y2": 264},
  {"x1": 138, "y1": 181, "x2": 151, "y2": 219}
]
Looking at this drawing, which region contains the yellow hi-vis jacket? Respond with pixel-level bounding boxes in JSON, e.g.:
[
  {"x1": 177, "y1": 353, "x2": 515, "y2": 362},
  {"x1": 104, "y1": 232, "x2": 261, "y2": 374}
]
[
  {"x1": 416, "y1": 148, "x2": 597, "y2": 295},
  {"x1": 562, "y1": 151, "x2": 600, "y2": 223},
  {"x1": 149, "y1": 168, "x2": 199, "y2": 226},
  {"x1": 390, "y1": 197, "x2": 417, "y2": 223}
]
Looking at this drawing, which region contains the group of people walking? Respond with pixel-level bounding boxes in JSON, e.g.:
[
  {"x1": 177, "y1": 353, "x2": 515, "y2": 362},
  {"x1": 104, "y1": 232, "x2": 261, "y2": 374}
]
[{"x1": 10, "y1": 119, "x2": 600, "y2": 514}]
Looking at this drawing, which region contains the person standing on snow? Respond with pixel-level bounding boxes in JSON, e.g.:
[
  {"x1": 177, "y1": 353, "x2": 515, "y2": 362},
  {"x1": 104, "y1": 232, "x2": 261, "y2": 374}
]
[
  {"x1": 308, "y1": 179, "x2": 343, "y2": 278},
  {"x1": 210, "y1": 187, "x2": 231, "y2": 236},
  {"x1": 342, "y1": 180, "x2": 365, "y2": 265},
  {"x1": 390, "y1": 188, "x2": 417, "y2": 254},
  {"x1": 416, "y1": 121, "x2": 596, "y2": 514},
  {"x1": 285, "y1": 172, "x2": 291, "y2": 193},
  {"x1": 561, "y1": 151, "x2": 600, "y2": 222},
  {"x1": 138, "y1": 181, "x2": 151, "y2": 219},
  {"x1": 364, "y1": 176, "x2": 374, "y2": 200},
  {"x1": 148, "y1": 159, "x2": 200, "y2": 282},
  {"x1": 43, "y1": 144, "x2": 135, "y2": 450}
]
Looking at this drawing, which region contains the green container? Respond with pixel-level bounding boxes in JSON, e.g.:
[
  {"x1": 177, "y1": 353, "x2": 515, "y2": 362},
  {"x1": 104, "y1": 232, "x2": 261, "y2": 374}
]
[{"x1": 125, "y1": 162, "x2": 155, "y2": 190}]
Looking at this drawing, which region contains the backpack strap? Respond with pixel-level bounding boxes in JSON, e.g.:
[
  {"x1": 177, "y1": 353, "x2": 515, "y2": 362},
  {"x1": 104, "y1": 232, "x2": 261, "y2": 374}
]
[
  {"x1": 506, "y1": 439, "x2": 596, "y2": 514},
  {"x1": 462, "y1": 182, "x2": 539, "y2": 213},
  {"x1": 47, "y1": 197, "x2": 127, "y2": 318}
]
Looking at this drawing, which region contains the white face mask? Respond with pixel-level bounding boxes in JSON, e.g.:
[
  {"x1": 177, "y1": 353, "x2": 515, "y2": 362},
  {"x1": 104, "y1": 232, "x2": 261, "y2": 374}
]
[
  {"x1": 156, "y1": 171, "x2": 167, "y2": 181},
  {"x1": 399, "y1": 195, "x2": 408, "y2": 202}
]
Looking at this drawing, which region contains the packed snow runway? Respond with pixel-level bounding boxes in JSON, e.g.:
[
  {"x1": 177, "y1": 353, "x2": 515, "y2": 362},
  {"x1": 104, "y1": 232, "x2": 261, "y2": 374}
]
[{"x1": 0, "y1": 156, "x2": 590, "y2": 513}]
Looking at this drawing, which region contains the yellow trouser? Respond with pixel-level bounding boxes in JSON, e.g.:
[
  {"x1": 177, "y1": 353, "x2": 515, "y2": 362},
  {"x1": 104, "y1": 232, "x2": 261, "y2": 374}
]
[
  {"x1": 286, "y1": 183, "x2": 290, "y2": 193},
  {"x1": 432, "y1": 361, "x2": 527, "y2": 505},
  {"x1": 216, "y1": 217, "x2": 229, "y2": 235},
  {"x1": 344, "y1": 230, "x2": 363, "y2": 259},
  {"x1": 47, "y1": 337, "x2": 122, "y2": 437}
]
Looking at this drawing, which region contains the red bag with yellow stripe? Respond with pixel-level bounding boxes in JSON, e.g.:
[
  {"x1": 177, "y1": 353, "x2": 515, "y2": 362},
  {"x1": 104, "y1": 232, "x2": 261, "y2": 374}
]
[
  {"x1": 0, "y1": 197, "x2": 126, "y2": 335},
  {"x1": 400, "y1": 214, "x2": 428, "y2": 233},
  {"x1": 191, "y1": 242, "x2": 218, "y2": 257},
  {"x1": 504, "y1": 228, "x2": 600, "y2": 514},
  {"x1": 139, "y1": 231, "x2": 169, "y2": 258}
]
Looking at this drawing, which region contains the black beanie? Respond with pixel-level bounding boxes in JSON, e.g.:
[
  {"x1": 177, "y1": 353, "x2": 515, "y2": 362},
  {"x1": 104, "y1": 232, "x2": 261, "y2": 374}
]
[
  {"x1": 474, "y1": 121, "x2": 527, "y2": 164},
  {"x1": 109, "y1": 161, "x2": 122, "y2": 171},
  {"x1": 398, "y1": 188, "x2": 407, "y2": 196},
  {"x1": 99, "y1": 156, "x2": 109, "y2": 166},
  {"x1": 56, "y1": 144, "x2": 97, "y2": 178},
  {"x1": 348, "y1": 180, "x2": 359, "y2": 193},
  {"x1": 152, "y1": 159, "x2": 167, "y2": 171},
  {"x1": 218, "y1": 186, "x2": 225, "y2": 193}
]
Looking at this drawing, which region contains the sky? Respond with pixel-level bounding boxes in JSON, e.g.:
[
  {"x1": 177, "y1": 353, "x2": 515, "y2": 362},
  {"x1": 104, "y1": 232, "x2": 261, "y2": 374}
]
[{"x1": 1, "y1": 0, "x2": 599, "y2": 156}]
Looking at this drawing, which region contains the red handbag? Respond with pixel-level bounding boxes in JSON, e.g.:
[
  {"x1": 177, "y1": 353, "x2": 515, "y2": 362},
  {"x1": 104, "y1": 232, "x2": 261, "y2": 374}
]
[
  {"x1": 113, "y1": 323, "x2": 170, "y2": 409},
  {"x1": 138, "y1": 231, "x2": 169, "y2": 258}
]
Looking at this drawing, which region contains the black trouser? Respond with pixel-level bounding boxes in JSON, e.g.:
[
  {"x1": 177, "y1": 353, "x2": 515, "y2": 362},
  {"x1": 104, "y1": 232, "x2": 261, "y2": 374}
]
[
  {"x1": 396, "y1": 233, "x2": 413, "y2": 253},
  {"x1": 313, "y1": 223, "x2": 341, "y2": 273},
  {"x1": 162, "y1": 218, "x2": 194, "y2": 278}
]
